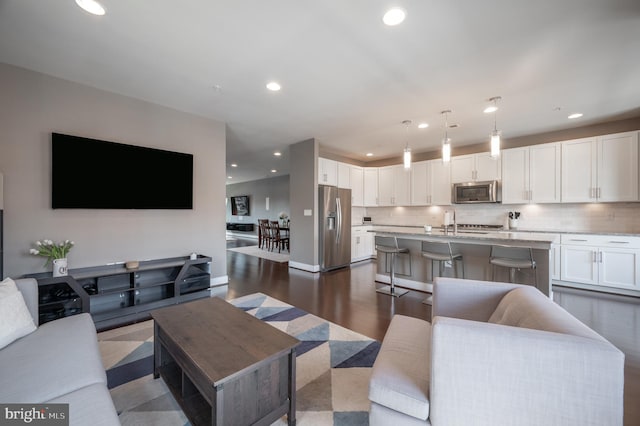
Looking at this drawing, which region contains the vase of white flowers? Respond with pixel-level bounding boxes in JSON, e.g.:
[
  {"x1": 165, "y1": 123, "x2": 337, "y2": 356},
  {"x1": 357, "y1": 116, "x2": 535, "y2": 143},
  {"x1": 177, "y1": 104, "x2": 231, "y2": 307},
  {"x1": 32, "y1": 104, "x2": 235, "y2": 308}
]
[
  {"x1": 29, "y1": 239, "x2": 74, "y2": 276},
  {"x1": 279, "y1": 212, "x2": 289, "y2": 227}
]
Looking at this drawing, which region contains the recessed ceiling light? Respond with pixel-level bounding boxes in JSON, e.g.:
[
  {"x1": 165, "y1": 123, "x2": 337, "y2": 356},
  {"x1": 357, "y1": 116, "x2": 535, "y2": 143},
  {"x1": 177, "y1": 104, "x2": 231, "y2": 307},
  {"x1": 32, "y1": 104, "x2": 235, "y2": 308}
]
[
  {"x1": 568, "y1": 113, "x2": 583, "y2": 119},
  {"x1": 75, "y1": 0, "x2": 105, "y2": 16},
  {"x1": 266, "y1": 82, "x2": 281, "y2": 91},
  {"x1": 271, "y1": 169, "x2": 277, "y2": 173},
  {"x1": 227, "y1": 176, "x2": 232, "y2": 179},
  {"x1": 366, "y1": 153, "x2": 373, "y2": 157},
  {"x1": 418, "y1": 123, "x2": 429, "y2": 129},
  {"x1": 274, "y1": 151, "x2": 282, "y2": 157},
  {"x1": 230, "y1": 163, "x2": 238, "y2": 168},
  {"x1": 484, "y1": 105, "x2": 498, "y2": 114},
  {"x1": 383, "y1": 8, "x2": 406, "y2": 26}
]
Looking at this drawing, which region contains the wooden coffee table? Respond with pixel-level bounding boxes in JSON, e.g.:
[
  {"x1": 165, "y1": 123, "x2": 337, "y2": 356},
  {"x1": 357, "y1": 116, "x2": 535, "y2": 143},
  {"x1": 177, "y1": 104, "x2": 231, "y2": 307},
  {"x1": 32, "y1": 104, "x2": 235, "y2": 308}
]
[{"x1": 152, "y1": 297, "x2": 300, "y2": 425}]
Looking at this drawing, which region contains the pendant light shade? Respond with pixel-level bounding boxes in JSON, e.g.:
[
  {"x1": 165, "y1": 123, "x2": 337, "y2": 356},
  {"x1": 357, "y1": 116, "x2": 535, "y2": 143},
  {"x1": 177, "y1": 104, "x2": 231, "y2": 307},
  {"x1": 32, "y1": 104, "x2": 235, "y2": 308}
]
[
  {"x1": 487, "y1": 96, "x2": 502, "y2": 158},
  {"x1": 402, "y1": 120, "x2": 412, "y2": 169},
  {"x1": 441, "y1": 110, "x2": 452, "y2": 162}
]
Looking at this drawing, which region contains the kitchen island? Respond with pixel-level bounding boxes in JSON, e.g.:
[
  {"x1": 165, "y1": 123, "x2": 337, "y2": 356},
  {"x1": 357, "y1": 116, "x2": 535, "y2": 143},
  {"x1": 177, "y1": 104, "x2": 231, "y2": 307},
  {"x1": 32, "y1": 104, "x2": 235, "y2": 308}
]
[{"x1": 370, "y1": 226, "x2": 560, "y2": 297}]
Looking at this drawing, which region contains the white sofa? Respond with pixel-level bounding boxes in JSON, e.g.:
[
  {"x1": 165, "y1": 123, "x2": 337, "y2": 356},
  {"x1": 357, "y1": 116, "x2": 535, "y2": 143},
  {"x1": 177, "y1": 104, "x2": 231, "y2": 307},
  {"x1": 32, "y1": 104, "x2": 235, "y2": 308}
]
[
  {"x1": 369, "y1": 277, "x2": 625, "y2": 426},
  {"x1": 0, "y1": 278, "x2": 119, "y2": 425}
]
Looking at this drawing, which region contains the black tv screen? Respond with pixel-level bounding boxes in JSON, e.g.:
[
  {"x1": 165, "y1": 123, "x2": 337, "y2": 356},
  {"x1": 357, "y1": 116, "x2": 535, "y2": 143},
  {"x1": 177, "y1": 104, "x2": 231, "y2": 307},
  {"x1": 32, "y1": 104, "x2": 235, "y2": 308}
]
[
  {"x1": 230, "y1": 196, "x2": 249, "y2": 216},
  {"x1": 52, "y1": 133, "x2": 193, "y2": 209}
]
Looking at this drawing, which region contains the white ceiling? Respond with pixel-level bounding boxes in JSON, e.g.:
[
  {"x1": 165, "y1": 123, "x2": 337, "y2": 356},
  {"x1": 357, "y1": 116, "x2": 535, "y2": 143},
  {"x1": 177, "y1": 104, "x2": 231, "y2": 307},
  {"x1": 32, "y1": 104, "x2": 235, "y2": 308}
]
[{"x1": 1, "y1": 0, "x2": 639, "y2": 184}]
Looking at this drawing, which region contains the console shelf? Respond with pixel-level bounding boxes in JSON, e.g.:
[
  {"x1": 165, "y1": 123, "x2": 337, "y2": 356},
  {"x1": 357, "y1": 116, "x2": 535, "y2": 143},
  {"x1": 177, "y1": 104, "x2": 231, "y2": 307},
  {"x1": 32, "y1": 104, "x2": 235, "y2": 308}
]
[{"x1": 24, "y1": 254, "x2": 212, "y2": 331}]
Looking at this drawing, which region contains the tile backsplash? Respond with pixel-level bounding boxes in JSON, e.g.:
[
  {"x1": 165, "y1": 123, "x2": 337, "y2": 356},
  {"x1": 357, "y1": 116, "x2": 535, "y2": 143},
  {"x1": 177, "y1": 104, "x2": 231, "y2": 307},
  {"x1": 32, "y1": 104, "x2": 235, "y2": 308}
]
[{"x1": 362, "y1": 203, "x2": 640, "y2": 233}]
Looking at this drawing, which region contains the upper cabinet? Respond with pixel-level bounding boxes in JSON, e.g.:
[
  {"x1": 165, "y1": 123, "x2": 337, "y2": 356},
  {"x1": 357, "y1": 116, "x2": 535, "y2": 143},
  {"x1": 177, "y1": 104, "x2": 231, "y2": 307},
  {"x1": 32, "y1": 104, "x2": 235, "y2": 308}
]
[
  {"x1": 561, "y1": 132, "x2": 638, "y2": 203},
  {"x1": 451, "y1": 152, "x2": 501, "y2": 183},
  {"x1": 502, "y1": 143, "x2": 561, "y2": 204},
  {"x1": 318, "y1": 157, "x2": 338, "y2": 186},
  {"x1": 363, "y1": 167, "x2": 379, "y2": 206},
  {"x1": 411, "y1": 160, "x2": 451, "y2": 205},
  {"x1": 378, "y1": 165, "x2": 411, "y2": 206},
  {"x1": 350, "y1": 166, "x2": 364, "y2": 206},
  {"x1": 337, "y1": 162, "x2": 351, "y2": 189}
]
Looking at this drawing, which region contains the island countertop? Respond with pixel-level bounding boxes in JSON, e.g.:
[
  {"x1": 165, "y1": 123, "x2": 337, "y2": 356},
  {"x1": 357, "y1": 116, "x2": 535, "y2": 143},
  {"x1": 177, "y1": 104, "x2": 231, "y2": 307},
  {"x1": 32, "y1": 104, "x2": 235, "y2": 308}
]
[{"x1": 369, "y1": 226, "x2": 560, "y2": 249}]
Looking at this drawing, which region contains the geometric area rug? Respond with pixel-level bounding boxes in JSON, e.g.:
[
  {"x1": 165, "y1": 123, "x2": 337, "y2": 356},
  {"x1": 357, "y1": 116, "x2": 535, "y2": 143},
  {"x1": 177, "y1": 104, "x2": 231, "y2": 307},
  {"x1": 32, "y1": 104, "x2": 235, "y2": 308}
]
[{"x1": 98, "y1": 292, "x2": 381, "y2": 425}]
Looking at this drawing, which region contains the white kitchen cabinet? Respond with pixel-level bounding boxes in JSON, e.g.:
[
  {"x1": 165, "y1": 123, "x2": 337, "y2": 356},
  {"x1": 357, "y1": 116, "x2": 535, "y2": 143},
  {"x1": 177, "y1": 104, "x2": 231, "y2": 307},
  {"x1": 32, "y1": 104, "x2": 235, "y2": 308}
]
[
  {"x1": 561, "y1": 131, "x2": 638, "y2": 203},
  {"x1": 318, "y1": 157, "x2": 338, "y2": 186},
  {"x1": 551, "y1": 243, "x2": 561, "y2": 281},
  {"x1": 351, "y1": 226, "x2": 374, "y2": 262},
  {"x1": 451, "y1": 152, "x2": 501, "y2": 183},
  {"x1": 502, "y1": 143, "x2": 561, "y2": 204},
  {"x1": 411, "y1": 160, "x2": 452, "y2": 205},
  {"x1": 377, "y1": 165, "x2": 410, "y2": 206},
  {"x1": 350, "y1": 166, "x2": 364, "y2": 206},
  {"x1": 337, "y1": 162, "x2": 351, "y2": 189},
  {"x1": 560, "y1": 234, "x2": 640, "y2": 291},
  {"x1": 363, "y1": 168, "x2": 379, "y2": 206}
]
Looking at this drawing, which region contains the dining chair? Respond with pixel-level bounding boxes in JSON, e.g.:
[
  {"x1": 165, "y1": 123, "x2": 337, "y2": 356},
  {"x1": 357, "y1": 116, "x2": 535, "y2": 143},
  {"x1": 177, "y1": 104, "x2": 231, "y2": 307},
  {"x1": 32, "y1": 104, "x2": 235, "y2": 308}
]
[
  {"x1": 269, "y1": 220, "x2": 289, "y2": 253},
  {"x1": 258, "y1": 219, "x2": 271, "y2": 250}
]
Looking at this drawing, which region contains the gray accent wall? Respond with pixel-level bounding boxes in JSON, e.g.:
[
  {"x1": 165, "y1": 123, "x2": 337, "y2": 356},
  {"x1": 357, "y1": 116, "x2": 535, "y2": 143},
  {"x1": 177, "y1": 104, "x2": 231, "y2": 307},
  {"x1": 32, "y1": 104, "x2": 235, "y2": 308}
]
[
  {"x1": 289, "y1": 139, "x2": 318, "y2": 270},
  {"x1": 0, "y1": 63, "x2": 228, "y2": 281},
  {"x1": 226, "y1": 175, "x2": 290, "y2": 238}
]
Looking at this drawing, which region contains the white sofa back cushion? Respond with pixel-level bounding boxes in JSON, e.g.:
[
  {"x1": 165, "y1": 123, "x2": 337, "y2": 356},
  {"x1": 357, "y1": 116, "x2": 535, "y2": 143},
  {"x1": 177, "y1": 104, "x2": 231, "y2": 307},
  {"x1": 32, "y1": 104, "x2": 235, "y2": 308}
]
[
  {"x1": 0, "y1": 278, "x2": 37, "y2": 349},
  {"x1": 488, "y1": 286, "x2": 605, "y2": 342}
]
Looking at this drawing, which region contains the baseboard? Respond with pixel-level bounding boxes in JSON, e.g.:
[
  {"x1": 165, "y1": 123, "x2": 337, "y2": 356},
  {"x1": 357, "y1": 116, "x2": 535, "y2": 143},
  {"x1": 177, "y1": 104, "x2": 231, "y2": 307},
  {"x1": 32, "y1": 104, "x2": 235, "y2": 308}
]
[
  {"x1": 210, "y1": 275, "x2": 229, "y2": 286},
  {"x1": 375, "y1": 273, "x2": 431, "y2": 293},
  {"x1": 289, "y1": 261, "x2": 320, "y2": 273}
]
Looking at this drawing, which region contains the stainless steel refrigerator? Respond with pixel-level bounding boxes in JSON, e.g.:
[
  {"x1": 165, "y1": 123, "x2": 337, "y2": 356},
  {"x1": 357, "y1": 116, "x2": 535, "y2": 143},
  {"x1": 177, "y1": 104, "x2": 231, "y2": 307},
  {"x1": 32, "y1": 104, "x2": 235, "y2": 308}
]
[{"x1": 319, "y1": 185, "x2": 351, "y2": 271}]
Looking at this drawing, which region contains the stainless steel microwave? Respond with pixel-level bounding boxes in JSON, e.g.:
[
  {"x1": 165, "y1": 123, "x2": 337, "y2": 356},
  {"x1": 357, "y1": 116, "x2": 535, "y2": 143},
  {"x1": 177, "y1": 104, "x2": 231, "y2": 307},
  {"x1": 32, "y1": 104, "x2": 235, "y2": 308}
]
[{"x1": 452, "y1": 180, "x2": 501, "y2": 203}]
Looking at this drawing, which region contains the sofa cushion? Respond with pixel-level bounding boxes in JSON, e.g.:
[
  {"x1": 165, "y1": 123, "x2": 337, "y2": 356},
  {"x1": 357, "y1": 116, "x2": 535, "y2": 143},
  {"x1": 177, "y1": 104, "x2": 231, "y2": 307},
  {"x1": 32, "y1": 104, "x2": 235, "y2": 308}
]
[
  {"x1": 0, "y1": 278, "x2": 37, "y2": 349},
  {"x1": 369, "y1": 315, "x2": 431, "y2": 421},
  {"x1": 0, "y1": 313, "x2": 106, "y2": 403},
  {"x1": 47, "y1": 383, "x2": 119, "y2": 426},
  {"x1": 488, "y1": 286, "x2": 606, "y2": 342}
]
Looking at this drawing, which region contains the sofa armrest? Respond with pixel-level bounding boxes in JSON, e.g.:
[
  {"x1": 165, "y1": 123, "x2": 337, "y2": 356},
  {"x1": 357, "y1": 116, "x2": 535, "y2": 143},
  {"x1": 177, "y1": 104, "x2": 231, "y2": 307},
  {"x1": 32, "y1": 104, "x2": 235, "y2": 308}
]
[
  {"x1": 15, "y1": 278, "x2": 39, "y2": 326},
  {"x1": 432, "y1": 277, "x2": 522, "y2": 321},
  {"x1": 429, "y1": 316, "x2": 625, "y2": 426}
]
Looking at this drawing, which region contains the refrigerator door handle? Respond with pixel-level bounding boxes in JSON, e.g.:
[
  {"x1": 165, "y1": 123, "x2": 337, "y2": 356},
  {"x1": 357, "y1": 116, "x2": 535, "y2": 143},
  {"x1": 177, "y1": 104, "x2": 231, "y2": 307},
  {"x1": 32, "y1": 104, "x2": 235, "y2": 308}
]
[{"x1": 336, "y1": 197, "x2": 342, "y2": 243}]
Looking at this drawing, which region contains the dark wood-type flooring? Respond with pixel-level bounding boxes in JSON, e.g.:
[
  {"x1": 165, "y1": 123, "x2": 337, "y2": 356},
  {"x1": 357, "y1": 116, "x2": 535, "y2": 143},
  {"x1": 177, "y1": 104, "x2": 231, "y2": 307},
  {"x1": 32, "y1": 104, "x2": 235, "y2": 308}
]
[{"x1": 226, "y1": 237, "x2": 639, "y2": 426}]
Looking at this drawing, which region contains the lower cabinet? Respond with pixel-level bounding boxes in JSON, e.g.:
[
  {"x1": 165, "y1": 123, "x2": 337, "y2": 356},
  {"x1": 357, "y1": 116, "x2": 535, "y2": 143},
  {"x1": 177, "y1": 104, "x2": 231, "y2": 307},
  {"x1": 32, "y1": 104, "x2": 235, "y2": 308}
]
[
  {"x1": 352, "y1": 227, "x2": 375, "y2": 262},
  {"x1": 559, "y1": 234, "x2": 640, "y2": 292}
]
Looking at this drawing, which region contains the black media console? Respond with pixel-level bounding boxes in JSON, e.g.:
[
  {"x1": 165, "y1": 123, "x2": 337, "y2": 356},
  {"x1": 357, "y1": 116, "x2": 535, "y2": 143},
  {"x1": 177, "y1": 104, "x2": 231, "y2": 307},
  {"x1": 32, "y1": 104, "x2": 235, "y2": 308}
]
[{"x1": 226, "y1": 223, "x2": 254, "y2": 232}]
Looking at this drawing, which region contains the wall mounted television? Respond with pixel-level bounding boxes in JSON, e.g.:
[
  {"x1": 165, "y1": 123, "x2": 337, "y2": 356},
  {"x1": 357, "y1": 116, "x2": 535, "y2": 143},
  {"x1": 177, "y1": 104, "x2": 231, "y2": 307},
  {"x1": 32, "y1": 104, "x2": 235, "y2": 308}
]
[
  {"x1": 230, "y1": 196, "x2": 249, "y2": 216},
  {"x1": 52, "y1": 133, "x2": 193, "y2": 209}
]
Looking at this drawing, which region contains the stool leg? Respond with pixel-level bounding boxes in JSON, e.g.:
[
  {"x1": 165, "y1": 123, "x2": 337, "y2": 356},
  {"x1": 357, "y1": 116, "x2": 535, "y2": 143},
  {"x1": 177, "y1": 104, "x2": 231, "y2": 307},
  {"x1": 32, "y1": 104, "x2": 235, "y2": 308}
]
[{"x1": 376, "y1": 252, "x2": 408, "y2": 297}]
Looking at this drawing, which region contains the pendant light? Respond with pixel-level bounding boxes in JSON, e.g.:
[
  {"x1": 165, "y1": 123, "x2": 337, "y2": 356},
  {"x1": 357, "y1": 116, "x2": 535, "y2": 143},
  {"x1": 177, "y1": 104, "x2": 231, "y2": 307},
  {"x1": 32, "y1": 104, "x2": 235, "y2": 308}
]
[
  {"x1": 441, "y1": 110, "x2": 452, "y2": 162},
  {"x1": 402, "y1": 120, "x2": 412, "y2": 169},
  {"x1": 487, "y1": 96, "x2": 502, "y2": 158}
]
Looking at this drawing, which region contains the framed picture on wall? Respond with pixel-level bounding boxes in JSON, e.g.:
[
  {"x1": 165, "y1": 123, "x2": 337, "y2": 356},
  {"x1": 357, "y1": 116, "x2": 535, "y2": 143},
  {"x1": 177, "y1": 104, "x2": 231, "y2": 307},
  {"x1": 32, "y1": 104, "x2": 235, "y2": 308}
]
[{"x1": 231, "y1": 195, "x2": 249, "y2": 216}]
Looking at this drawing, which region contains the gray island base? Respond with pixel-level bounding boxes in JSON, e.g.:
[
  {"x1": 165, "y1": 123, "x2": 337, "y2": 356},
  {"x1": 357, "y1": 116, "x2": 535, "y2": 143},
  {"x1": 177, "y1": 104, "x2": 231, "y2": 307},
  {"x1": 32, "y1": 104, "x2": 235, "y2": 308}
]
[{"x1": 371, "y1": 227, "x2": 559, "y2": 297}]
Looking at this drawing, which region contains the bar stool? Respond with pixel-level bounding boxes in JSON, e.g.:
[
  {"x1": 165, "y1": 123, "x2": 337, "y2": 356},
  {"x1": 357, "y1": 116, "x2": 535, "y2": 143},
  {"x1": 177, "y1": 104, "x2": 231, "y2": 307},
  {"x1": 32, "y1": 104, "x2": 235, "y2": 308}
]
[
  {"x1": 375, "y1": 235, "x2": 409, "y2": 297},
  {"x1": 421, "y1": 241, "x2": 464, "y2": 305},
  {"x1": 489, "y1": 245, "x2": 537, "y2": 285}
]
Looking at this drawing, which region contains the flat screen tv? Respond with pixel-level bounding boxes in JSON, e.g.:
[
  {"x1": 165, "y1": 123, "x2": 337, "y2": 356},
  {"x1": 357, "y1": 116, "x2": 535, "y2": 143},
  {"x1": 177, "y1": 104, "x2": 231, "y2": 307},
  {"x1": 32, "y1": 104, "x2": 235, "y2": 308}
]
[
  {"x1": 230, "y1": 196, "x2": 249, "y2": 216},
  {"x1": 52, "y1": 133, "x2": 193, "y2": 209}
]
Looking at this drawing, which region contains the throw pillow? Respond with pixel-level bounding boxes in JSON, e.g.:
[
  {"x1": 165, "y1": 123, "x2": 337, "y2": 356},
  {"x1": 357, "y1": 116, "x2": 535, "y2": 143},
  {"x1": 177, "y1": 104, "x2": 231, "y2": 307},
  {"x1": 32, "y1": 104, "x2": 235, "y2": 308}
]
[{"x1": 0, "y1": 278, "x2": 37, "y2": 349}]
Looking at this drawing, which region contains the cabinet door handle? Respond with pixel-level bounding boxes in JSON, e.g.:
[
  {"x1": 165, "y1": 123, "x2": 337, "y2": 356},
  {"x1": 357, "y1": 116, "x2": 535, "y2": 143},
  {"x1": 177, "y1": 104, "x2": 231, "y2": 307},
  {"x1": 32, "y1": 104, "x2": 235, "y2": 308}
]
[
  {"x1": 569, "y1": 239, "x2": 588, "y2": 242},
  {"x1": 592, "y1": 251, "x2": 597, "y2": 263},
  {"x1": 599, "y1": 251, "x2": 603, "y2": 263},
  {"x1": 608, "y1": 241, "x2": 629, "y2": 244},
  {"x1": 597, "y1": 187, "x2": 601, "y2": 199}
]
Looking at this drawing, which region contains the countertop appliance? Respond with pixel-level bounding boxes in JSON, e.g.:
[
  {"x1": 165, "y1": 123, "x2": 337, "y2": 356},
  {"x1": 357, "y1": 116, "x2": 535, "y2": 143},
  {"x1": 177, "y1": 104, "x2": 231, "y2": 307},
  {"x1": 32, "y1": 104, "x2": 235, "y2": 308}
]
[
  {"x1": 319, "y1": 185, "x2": 351, "y2": 271},
  {"x1": 453, "y1": 180, "x2": 501, "y2": 204}
]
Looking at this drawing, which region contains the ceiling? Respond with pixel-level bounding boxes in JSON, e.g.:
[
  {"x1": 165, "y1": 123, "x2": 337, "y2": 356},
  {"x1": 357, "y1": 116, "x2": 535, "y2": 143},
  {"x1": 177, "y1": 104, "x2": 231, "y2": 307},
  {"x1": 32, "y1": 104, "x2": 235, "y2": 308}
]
[{"x1": 1, "y1": 1, "x2": 640, "y2": 184}]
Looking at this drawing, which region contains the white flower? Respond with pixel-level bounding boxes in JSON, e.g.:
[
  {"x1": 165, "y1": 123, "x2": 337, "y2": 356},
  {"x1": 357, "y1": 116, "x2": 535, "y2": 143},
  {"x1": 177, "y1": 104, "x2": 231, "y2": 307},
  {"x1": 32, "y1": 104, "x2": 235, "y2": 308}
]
[
  {"x1": 36, "y1": 241, "x2": 42, "y2": 246},
  {"x1": 29, "y1": 249, "x2": 39, "y2": 255}
]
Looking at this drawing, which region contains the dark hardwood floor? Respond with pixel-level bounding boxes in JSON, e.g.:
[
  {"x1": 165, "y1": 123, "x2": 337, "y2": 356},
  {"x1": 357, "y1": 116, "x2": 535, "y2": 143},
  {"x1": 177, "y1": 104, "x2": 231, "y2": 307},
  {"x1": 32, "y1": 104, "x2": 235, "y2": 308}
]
[{"x1": 225, "y1": 237, "x2": 639, "y2": 426}]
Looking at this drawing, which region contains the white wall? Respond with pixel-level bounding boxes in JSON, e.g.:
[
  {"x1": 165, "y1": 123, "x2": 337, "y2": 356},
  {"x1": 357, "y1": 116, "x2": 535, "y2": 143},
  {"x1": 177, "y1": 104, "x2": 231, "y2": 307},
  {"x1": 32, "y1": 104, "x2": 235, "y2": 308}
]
[{"x1": 0, "y1": 63, "x2": 228, "y2": 281}]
